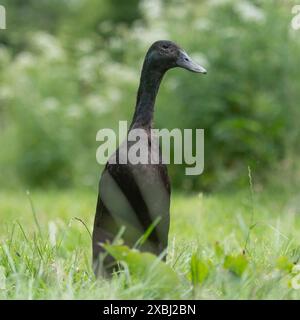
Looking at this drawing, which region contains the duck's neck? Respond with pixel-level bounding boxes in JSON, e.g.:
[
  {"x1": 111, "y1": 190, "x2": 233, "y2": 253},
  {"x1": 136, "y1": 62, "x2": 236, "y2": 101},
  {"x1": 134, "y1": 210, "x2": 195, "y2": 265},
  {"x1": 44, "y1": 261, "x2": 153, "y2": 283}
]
[{"x1": 130, "y1": 63, "x2": 165, "y2": 129}]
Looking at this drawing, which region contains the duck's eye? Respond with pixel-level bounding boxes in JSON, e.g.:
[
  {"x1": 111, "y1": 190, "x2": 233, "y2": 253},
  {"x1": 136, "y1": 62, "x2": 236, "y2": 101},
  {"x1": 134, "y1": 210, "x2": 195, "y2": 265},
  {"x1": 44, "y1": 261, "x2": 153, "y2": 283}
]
[{"x1": 162, "y1": 45, "x2": 169, "y2": 50}]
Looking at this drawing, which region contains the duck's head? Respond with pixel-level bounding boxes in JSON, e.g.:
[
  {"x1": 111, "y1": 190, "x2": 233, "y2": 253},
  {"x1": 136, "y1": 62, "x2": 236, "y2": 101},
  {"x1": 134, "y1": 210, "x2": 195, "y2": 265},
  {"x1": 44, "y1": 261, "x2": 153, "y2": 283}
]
[{"x1": 145, "y1": 40, "x2": 207, "y2": 74}]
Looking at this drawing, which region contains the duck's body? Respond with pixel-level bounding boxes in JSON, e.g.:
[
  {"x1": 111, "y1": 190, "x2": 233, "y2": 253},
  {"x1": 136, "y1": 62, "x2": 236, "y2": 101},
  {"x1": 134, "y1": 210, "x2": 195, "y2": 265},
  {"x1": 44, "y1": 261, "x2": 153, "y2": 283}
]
[
  {"x1": 93, "y1": 137, "x2": 171, "y2": 274},
  {"x1": 92, "y1": 40, "x2": 206, "y2": 276}
]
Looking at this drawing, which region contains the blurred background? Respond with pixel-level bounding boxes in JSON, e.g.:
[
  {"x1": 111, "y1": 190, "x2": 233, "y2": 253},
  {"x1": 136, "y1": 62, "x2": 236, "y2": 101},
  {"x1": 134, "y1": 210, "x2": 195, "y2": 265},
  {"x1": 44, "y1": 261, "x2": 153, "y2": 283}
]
[{"x1": 0, "y1": 0, "x2": 300, "y2": 193}]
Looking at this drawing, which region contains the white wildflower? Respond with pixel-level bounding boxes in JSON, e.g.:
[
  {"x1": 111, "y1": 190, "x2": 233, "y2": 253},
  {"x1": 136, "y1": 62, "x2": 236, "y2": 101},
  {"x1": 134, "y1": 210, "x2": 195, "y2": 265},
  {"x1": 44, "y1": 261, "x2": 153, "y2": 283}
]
[
  {"x1": 86, "y1": 94, "x2": 109, "y2": 114},
  {"x1": 32, "y1": 32, "x2": 65, "y2": 60},
  {"x1": 292, "y1": 264, "x2": 300, "y2": 274},
  {"x1": 102, "y1": 62, "x2": 137, "y2": 84},
  {"x1": 208, "y1": 0, "x2": 232, "y2": 7},
  {"x1": 67, "y1": 104, "x2": 82, "y2": 119},
  {"x1": 106, "y1": 87, "x2": 122, "y2": 103},
  {"x1": 235, "y1": 1, "x2": 265, "y2": 22},
  {"x1": 76, "y1": 39, "x2": 94, "y2": 53},
  {"x1": 131, "y1": 24, "x2": 169, "y2": 46},
  {"x1": 140, "y1": 0, "x2": 162, "y2": 20},
  {"x1": 109, "y1": 37, "x2": 123, "y2": 51},
  {"x1": 15, "y1": 52, "x2": 35, "y2": 69},
  {"x1": 43, "y1": 97, "x2": 59, "y2": 111},
  {"x1": 78, "y1": 55, "x2": 99, "y2": 83},
  {"x1": 194, "y1": 19, "x2": 211, "y2": 31}
]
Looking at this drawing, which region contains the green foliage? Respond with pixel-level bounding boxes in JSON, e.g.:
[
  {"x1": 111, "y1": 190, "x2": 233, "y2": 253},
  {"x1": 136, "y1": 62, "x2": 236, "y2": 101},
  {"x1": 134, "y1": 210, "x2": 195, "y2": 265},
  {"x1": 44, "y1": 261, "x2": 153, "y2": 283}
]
[
  {"x1": 276, "y1": 256, "x2": 294, "y2": 273},
  {"x1": 103, "y1": 244, "x2": 181, "y2": 295},
  {"x1": 190, "y1": 253, "x2": 212, "y2": 286},
  {"x1": 223, "y1": 254, "x2": 248, "y2": 277},
  {"x1": 214, "y1": 242, "x2": 224, "y2": 259},
  {"x1": 0, "y1": 0, "x2": 300, "y2": 190},
  {"x1": 1, "y1": 189, "x2": 300, "y2": 299}
]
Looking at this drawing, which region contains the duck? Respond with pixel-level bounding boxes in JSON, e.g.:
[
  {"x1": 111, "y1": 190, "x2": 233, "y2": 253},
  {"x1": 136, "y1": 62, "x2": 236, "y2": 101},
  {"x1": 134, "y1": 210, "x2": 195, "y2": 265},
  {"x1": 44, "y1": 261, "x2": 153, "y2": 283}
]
[{"x1": 92, "y1": 40, "x2": 207, "y2": 276}]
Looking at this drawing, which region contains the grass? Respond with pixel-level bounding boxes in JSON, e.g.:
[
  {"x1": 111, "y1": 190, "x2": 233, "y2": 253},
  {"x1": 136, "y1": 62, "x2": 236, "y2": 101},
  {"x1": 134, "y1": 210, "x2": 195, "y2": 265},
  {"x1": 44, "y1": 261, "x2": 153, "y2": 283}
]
[{"x1": 1, "y1": 186, "x2": 300, "y2": 299}]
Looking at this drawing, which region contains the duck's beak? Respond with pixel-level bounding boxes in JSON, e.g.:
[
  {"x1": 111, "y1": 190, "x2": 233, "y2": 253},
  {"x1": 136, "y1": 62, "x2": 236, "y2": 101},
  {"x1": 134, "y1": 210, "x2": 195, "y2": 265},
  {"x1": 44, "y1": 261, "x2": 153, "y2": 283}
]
[{"x1": 176, "y1": 50, "x2": 207, "y2": 74}]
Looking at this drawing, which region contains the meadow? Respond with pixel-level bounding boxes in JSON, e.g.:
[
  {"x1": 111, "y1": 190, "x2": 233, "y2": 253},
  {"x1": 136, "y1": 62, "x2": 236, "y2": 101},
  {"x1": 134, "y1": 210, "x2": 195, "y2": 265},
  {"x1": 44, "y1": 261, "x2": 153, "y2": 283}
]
[{"x1": 1, "y1": 185, "x2": 300, "y2": 300}]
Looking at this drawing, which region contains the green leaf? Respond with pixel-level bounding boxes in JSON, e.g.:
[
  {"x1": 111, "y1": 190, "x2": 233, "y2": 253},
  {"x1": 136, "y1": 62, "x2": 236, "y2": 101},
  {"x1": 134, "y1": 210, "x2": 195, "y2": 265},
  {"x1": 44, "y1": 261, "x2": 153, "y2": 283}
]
[
  {"x1": 214, "y1": 242, "x2": 224, "y2": 259},
  {"x1": 223, "y1": 254, "x2": 248, "y2": 277},
  {"x1": 276, "y1": 256, "x2": 293, "y2": 273},
  {"x1": 190, "y1": 254, "x2": 212, "y2": 286},
  {"x1": 103, "y1": 244, "x2": 181, "y2": 292}
]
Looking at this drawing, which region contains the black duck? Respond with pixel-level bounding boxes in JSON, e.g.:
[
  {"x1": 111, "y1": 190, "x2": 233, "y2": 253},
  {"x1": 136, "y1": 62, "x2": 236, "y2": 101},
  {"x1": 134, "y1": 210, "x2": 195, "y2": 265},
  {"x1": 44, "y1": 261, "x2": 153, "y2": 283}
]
[{"x1": 92, "y1": 40, "x2": 206, "y2": 276}]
